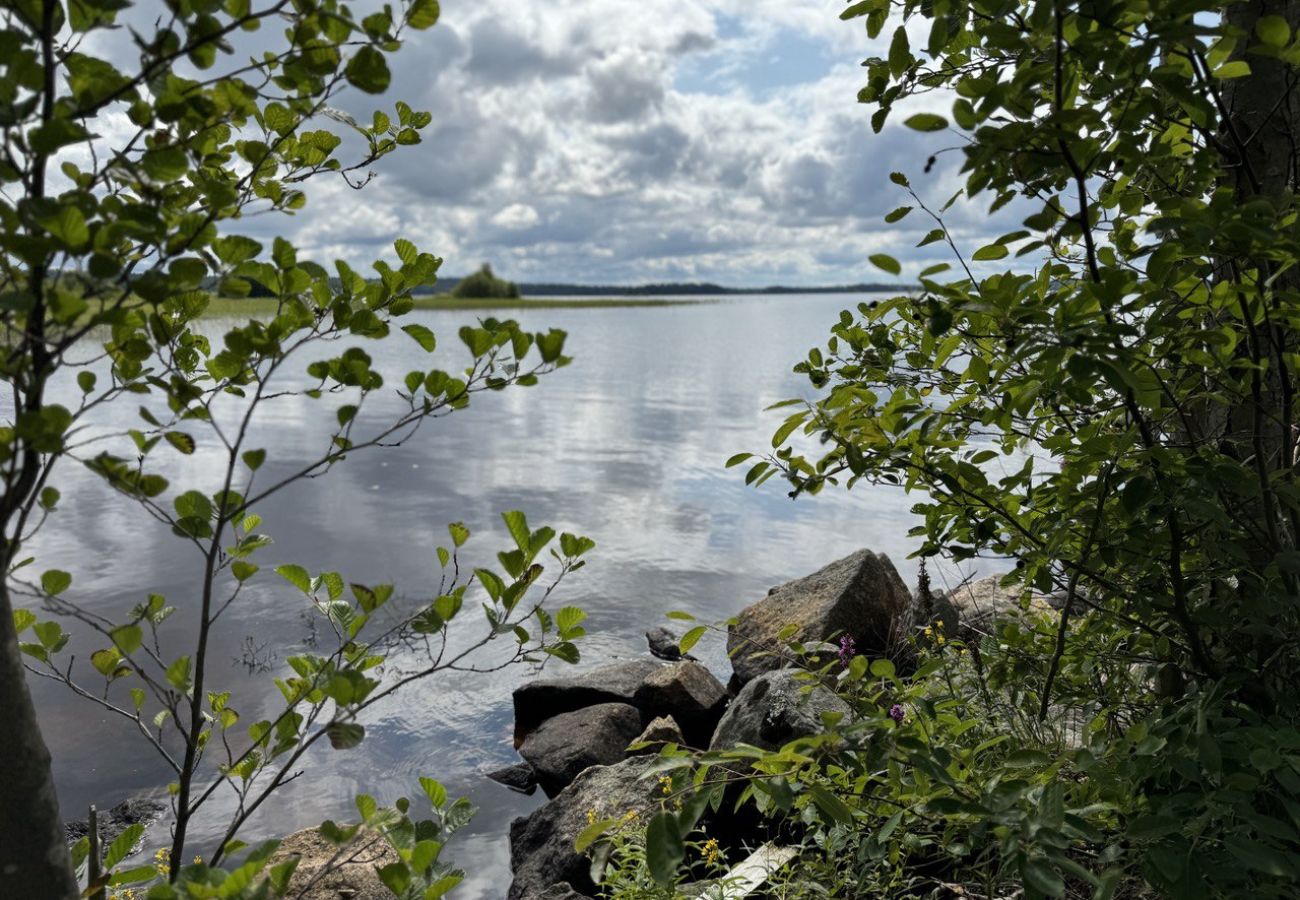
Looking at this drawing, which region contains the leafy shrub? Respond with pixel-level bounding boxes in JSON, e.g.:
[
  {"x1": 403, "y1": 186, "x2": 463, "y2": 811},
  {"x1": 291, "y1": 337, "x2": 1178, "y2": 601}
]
[{"x1": 451, "y1": 264, "x2": 522, "y2": 299}]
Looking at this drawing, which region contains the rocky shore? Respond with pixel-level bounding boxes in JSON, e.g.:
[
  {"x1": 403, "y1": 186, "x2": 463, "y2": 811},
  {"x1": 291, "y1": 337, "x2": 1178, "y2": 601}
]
[
  {"x1": 499, "y1": 550, "x2": 1048, "y2": 899},
  {"x1": 150, "y1": 549, "x2": 1048, "y2": 899}
]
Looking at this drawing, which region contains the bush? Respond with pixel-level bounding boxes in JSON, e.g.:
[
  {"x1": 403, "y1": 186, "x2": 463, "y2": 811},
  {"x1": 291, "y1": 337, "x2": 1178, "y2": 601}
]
[{"x1": 451, "y1": 263, "x2": 521, "y2": 299}]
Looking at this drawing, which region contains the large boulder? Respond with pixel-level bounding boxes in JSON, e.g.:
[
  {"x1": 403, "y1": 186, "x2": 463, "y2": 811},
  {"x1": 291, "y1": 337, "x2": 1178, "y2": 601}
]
[
  {"x1": 509, "y1": 756, "x2": 667, "y2": 899},
  {"x1": 271, "y1": 827, "x2": 399, "y2": 900},
  {"x1": 945, "y1": 574, "x2": 1055, "y2": 640},
  {"x1": 710, "y1": 669, "x2": 850, "y2": 751},
  {"x1": 633, "y1": 660, "x2": 728, "y2": 745},
  {"x1": 513, "y1": 659, "x2": 663, "y2": 740},
  {"x1": 519, "y1": 703, "x2": 644, "y2": 795},
  {"x1": 727, "y1": 549, "x2": 912, "y2": 685}
]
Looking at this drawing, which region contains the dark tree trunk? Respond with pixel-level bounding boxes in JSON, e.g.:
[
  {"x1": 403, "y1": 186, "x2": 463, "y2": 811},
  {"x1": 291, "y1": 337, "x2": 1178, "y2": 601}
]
[{"x1": 0, "y1": 583, "x2": 78, "y2": 898}]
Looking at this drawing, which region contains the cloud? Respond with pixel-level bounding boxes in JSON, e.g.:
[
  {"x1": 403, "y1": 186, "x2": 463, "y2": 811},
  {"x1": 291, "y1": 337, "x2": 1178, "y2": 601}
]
[
  {"x1": 491, "y1": 203, "x2": 540, "y2": 229},
  {"x1": 202, "y1": 1, "x2": 1009, "y2": 284}
]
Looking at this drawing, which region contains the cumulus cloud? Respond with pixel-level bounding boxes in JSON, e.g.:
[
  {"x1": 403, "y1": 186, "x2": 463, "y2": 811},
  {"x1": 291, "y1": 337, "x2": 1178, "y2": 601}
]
[{"x1": 251, "y1": 0, "x2": 1005, "y2": 284}]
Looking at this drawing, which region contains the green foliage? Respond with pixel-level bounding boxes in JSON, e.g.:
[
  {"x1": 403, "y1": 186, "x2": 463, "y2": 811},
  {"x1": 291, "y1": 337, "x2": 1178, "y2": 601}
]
[
  {"x1": 621, "y1": 0, "x2": 1300, "y2": 897},
  {"x1": 451, "y1": 263, "x2": 522, "y2": 299},
  {"x1": 0, "y1": 0, "x2": 590, "y2": 892}
]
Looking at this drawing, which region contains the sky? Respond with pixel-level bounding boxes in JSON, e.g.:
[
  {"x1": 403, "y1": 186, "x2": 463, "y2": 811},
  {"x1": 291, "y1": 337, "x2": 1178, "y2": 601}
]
[
  {"x1": 75, "y1": 1, "x2": 1021, "y2": 287},
  {"x1": 247, "y1": 0, "x2": 1023, "y2": 287}
]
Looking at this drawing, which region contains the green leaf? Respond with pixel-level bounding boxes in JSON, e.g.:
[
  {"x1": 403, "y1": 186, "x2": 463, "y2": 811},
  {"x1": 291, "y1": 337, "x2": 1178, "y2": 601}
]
[
  {"x1": 884, "y1": 206, "x2": 912, "y2": 223},
  {"x1": 556, "y1": 606, "x2": 586, "y2": 635},
  {"x1": 12, "y1": 609, "x2": 36, "y2": 634},
  {"x1": 972, "y1": 244, "x2": 1009, "y2": 261},
  {"x1": 164, "y1": 432, "x2": 196, "y2": 454},
  {"x1": 645, "y1": 811, "x2": 686, "y2": 886},
  {"x1": 1022, "y1": 858, "x2": 1065, "y2": 897},
  {"x1": 1005, "y1": 749, "x2": 1052, "y2": 768},
  {"x1": 104, "y1": 823, "x2": 145, "y2": 869},
  {"x1": 448, "y1": 522, "x2": 470, "y2": 547},
  {"x1": 903, "y1": 113, "x2": 948, "y2": 132},
  {"x1": 574, "y1": 817, "x2": 616, "y2": 853},
  {"x1": 725, "y1": 452, "x2": 753, "y2": 467},
  {"x1": 503, "y1": 510, "x2": 530, "y2": 550},
  {"x1": 407, "y1": 0, "x2": 440, "y2": 29},
  {"x1": 346, "y1": 46, "x2": 392, "y2": 94},
  {"x1": 111, "y1": 624, "x2": 143, "y2": 654},
  {"x1": 165, "y1": 656, "x2": 193, "y2": 693},
  {"x1": 420, "y1": 777, "x2": 447, "y2": 808},
  {"x1": 1257, "y1": 15, "x2": 1291, "y2": 48},
  {"x1": 276, "y1": 564, "x2": 312, "y2": 594},
  {"x1": 37, "y1": 205, "x2": 89, "y2": 247},
  {"x1": 1215, "y1": 60, "x2": 1251, "y2": 78},
  {"x1": 1225, "y1": 836, "x2": 1298, "y2": 876},
  {"x1": 41, "y1": 569, "x2": 72, "y2": 596},
  {"x1": 402, "y1": 324, "x2": 437, "y2": 352},
  {"x1": 869, "y1": 254, "x2": 901, "y2": 275},
  {"x1": 679, "y1": 625, "x2": 707, "y2": 655},
  {"x1": 242, "y1": 449, "x2": 266, "y2": 470}
]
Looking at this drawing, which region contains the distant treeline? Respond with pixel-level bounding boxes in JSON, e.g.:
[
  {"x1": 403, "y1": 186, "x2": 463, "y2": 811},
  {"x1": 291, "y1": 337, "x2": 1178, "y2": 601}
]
[{"x1": 420, "y1": 279, "x2": 905, "y2": 296}]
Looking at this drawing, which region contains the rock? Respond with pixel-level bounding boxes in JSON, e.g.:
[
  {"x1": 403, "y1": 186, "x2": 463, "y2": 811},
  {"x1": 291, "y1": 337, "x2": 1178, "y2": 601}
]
[
  {"x1": 64, "y1": 797, "x2": 166, "y2": 846},
  {"x1": 517, "y1": 883, "x2": 592, "y2": 900},
  {"x1": 487, "y1": 762, "x2": 539, "y2": 795},
  {"x1": 633, "y1": 660, "x2": 728, "y2": 745},
  {"x1": 627, "y1": 715, "x2": 685, "y2": 755},
  {"x1": 519, "y1": 703, "x2": 644, "y2": 795},
  {"x1": 710, "y1": 669, "x2": 850, "y2": 751},
  {"x1": 271, "y1": 826, "x2": 399, "y2": 900},
  {"x1": 646, "y1": 626, "x2": 695, "y2": 661},
  {"x1": 727, "y1": 549, "x2": 911, "y2": 686},
  {"x1": 513, "y1": 659, "x2": 663, "y2": 740},
  {"x1": 945, "y1": 574, "x2": 1054, "y2": 640},
  {"x1": 509, "y1": 756, "x2": 667, "y2": 899}
]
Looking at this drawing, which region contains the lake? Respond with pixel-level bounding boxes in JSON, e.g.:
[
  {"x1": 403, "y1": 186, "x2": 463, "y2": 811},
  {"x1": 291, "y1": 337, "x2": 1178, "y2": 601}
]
[{"x1": 26, "y1": 292, "x2": 984, "y2": 896}]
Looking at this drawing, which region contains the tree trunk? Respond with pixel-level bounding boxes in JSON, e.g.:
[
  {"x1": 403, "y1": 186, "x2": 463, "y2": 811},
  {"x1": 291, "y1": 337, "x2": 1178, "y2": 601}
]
[{"x1": 0, "y1": 582, "x2": 79, "y2": 899}]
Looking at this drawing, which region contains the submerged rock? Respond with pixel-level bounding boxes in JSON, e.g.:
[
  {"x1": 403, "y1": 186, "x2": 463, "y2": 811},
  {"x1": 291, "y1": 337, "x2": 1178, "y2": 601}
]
[
  {"x1": 64, "y1": 797, "x2": 166, "y2": 847},
  {"x1": 627, "y1": 715, "x2": 685, "y2": 755},
  {"x1": 487, "y1": 762, "x2": 539, "y2": 795},
  {"x1": 519, "y1": 703, "x2": 644, "y2": 795},
  {"x1": 646, "y1": 626, "x2": 695, "y2": 661},
  {"x1": 513, "y1": 659, "x2": 663, "y2": 740},
  {"x1": 727, "y1": 549, "x2": 912, "y2": 685},
  {"x1": 271, "y1": 826, "x2": 399, "y2": 900},
  {"x1": 509, "y1": 756, "x2": 667, "y2": 899},
  {"x1": 710, "y1": 669, "x2": 850, "y2": 752}
]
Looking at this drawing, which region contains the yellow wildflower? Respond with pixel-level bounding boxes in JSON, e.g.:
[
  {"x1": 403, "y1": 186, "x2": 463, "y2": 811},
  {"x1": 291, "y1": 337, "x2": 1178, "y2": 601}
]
[
  {"x1": 586, "y1": 808, "x2": 598, "y2": 825},
  {"x1": 622, "y1": 809, "x2": 638, "y2": 823},
  {"x1": 658, "y1": 774, "x2": 673, "y2": 796},
  {"x1": 701, "y1": 837, "x2": 720, "y2": 866}
]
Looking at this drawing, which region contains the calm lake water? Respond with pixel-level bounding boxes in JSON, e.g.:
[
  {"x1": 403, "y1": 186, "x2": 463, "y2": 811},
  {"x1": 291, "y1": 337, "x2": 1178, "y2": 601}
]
[{"x1": 26, "y1": 292, "x2": 986, "y2": 896}]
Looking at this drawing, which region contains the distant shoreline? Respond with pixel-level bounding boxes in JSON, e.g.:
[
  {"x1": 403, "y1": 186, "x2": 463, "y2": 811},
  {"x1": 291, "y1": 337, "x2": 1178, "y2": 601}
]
[{"x1": 419, "y1": 281, "x2": 909, "y2": 297}]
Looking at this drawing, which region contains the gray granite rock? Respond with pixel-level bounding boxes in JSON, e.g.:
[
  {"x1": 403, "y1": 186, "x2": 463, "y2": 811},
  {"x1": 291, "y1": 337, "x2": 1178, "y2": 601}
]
[
  {"x1": 513, "y1": 659, "x2": 663, "y2": 740},
  {"x1": 509, "y1": 756, "x2": 666, "y2": 899},
  {"x1": 519, "y1": 702, "x2": 644, "y2": 795},
  {"x1": 633, "y1": 660, "x2": 728, "y2": 745},
  {"x1": 710, "y1": 669, "x2": 851, "y2": 751},
  {"x1": 727, "y1": 549, "x2": 911, "y2": 685},
  {"x1": 627, "y1": 715, "x2": 685, "y2": 755}
]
